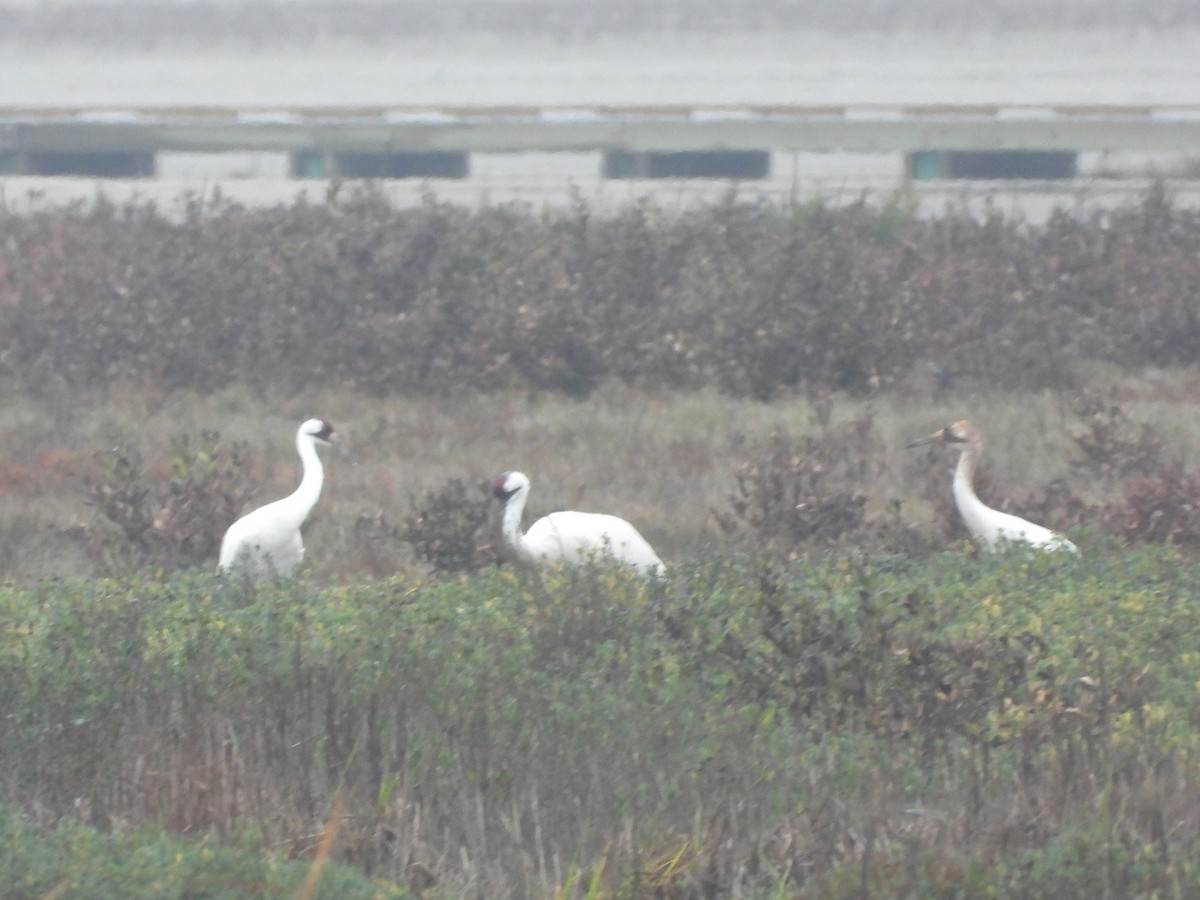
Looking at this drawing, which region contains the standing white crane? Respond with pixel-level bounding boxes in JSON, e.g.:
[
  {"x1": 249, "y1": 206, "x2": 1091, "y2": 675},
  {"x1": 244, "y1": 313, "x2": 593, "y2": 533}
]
[
  {"x1": 218, "y1": 418, "x2": 338, "y2": 578},
  {"x1": 491, "y1": 470, "x2": 666, "y2": 576},
  {"x1": 906, "y1": 419, "x2": 1078, "y2": 553}
]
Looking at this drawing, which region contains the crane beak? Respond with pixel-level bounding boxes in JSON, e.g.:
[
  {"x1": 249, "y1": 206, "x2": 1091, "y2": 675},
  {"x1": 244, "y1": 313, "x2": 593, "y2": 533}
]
[
  {"x1": 905, "y1": 427, "x2": 948, "y2": 449},
  {"x1": 323, "y1": 433, "x2": 349, "y2": 458}
]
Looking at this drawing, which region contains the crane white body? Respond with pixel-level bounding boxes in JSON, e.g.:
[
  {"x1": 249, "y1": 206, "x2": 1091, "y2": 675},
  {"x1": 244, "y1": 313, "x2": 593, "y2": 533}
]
[
  {"x1": 492, "y1": 470, "x2": 666, "y2": 576},
  {"x1": 218, "y1": 418, "x2": 337, "y2": 578},
  {"x1": 908, "y1": 420, "x2": 1078, "y2": 554}
]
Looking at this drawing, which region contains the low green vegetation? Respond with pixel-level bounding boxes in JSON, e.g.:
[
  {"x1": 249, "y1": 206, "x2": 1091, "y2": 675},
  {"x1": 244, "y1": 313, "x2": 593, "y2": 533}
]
[
  {"x1": 0, "y1": 802, "x2": 404, "y2": 899},
  {"x1": 1, "y1": 546, "x2": 1199, "y2": 896}
]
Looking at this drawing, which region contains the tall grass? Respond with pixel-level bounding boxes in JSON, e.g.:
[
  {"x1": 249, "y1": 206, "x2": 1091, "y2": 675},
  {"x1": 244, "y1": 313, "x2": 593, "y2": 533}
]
[{"x1": 2, "y1": 547, "x2": 1200, "y2": 896}]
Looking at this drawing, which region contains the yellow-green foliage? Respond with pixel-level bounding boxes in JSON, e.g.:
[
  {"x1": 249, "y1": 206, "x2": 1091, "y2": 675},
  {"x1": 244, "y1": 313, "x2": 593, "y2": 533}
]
[
  {"x1": 0, "y1": 802, "x2": 407, "y2": 899},
  {"x1": 1, "y1": 547, "x2": 1200, "y2": 896}
]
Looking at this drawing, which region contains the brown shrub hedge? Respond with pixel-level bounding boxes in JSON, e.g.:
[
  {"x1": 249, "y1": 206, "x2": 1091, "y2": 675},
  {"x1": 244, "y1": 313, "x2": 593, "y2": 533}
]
[{"x1": 3, "y1": 184, "x2": 1199, "y2": 400}]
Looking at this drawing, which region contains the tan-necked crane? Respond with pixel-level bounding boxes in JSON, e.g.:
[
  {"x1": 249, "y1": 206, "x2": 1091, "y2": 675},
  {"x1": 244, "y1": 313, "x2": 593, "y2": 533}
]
[
  {"x1": 218, "y1": 418, "x2": 338, "y2": 578},
  {"x1": 491, "y1": 470, "x2": 666, "y2": 576},
  {"x1": 906, "y1": 419, "x2": 1078, "y2": 553}
]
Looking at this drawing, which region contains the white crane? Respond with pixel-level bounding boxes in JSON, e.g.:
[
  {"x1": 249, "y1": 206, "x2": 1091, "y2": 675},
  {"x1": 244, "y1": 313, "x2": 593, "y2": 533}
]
[
  {"x1": 906, "y1": 419, "x2": 1078, "y2": 553},
  {"x1": 218, "y1": 418, "x2": 338, "y2": 578},
  {"x1": 491, "y1": 470, "x2": 666, "y2": 576}
]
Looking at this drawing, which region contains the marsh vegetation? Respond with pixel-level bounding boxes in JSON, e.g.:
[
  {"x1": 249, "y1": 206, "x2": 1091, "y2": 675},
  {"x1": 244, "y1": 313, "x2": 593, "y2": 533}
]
[{"x1": 3, "y1": 188, "x2": 1200, "y2": 895}]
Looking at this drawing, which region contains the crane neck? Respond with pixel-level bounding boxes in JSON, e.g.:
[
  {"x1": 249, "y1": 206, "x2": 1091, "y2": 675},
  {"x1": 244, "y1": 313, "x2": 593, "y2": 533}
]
[
  {"x1": 499, "y1": 485, "x2": 537, "y2": 567},
  {"x1": 951, "y1": 443, "x2": 996, "y2": 541},
  {"x1": 285, "y1": 433, "x2": 326, "y2": 526},
  {"x1": 953, "y1": 444, "x2": 977, "y2": 494}
]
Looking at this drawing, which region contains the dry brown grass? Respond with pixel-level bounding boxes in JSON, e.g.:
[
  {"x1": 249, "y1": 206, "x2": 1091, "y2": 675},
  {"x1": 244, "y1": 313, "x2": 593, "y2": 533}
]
[{"x1": 2, "y1": 364, "x2": 1199, "y2": 582}]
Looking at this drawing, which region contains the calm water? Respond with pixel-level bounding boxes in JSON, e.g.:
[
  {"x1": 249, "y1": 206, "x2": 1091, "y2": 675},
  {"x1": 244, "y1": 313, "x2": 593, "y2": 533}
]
[
  {"x1": 3, "y1": 30, "x2": 1199, "y2": 108},
  {"x1": 2, "y1": 27, "x2": 1199, "y2": 215}
]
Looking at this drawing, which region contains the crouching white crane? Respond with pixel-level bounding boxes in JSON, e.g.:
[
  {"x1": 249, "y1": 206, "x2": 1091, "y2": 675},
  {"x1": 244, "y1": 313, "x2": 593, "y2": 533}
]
[
  {"x1": 491, "y1": 470, "x2": 666, "y2": 576},
  {"x1": 906, "y1": 420, "x2": 1077, "y2": 553},
  {"x1": 219, "y1": 418, "x2": 338, "y2": 578}
]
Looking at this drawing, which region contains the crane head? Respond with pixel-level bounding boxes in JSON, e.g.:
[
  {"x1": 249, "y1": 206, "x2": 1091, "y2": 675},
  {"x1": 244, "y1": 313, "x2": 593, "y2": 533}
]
[
  {"x1": 300, "y1": 418, "x2": 337, "y2": 446},
  {"x1": 905, "y1": 419, "x2": 980, "y2": 450},
  {"x1": 492, "y1": 470, "x2": 530, "y2": 502}
]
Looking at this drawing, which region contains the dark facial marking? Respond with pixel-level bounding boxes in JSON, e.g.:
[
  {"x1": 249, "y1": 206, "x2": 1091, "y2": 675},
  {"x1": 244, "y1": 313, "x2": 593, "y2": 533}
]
[
  {"x1": 944, "y1": 426, "x2": 967, "y2": 444},
  {"x1": 491, "y1": 473, "x2": 516, "y2": 501}
]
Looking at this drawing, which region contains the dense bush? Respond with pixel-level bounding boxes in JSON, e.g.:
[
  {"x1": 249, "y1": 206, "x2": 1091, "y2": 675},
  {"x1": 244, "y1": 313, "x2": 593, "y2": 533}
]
[
  {"x1": 4, "y1": 186, "x2": 1200, "y2": 401},
  {"x1": 1012, "y1": 393, "x2": 1200, "y2": 547},
  {"x1": 715, "y1": 403, "x2": 940, "y2": 557},
  {"x1": 2, "y1": 551, "x2": 1200, "y2": 896},
  {"x1": 83, "y1": 429, "x2": 251, "y2": 572},
  {"x1": 396, "y1": 476, "x2": 497, "y2": 575}
]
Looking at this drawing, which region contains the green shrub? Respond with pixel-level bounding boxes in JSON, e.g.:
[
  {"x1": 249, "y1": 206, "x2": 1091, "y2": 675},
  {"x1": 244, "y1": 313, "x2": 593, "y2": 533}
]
[
  {"x1": 2, "y1": 548, "x2": 1200, "y2": 895},
  {"x1": 0, "y1": 803, "x2": 407, "y2": 899}
]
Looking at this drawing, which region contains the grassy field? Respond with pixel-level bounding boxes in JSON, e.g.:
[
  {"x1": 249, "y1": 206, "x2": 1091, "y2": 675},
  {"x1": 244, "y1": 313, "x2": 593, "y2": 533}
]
[
  {"x1": 8, "y1": 180, "x2": 1200, "y2": 895},
  {"x1": 3, "y1": 368, "x2": 1200, "y2": 896},
  {"x1": 6, "y1": 366, "x2": 1200, "y2": 583}
]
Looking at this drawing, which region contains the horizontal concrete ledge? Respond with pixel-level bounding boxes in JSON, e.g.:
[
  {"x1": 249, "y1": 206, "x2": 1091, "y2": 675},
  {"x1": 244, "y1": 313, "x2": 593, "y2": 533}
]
[
  {"x1": 2, "y1": 104, "x2": 1199, "y2": 180},
  {"x1": 4, "y1": 104, "x2": 1200, "y2": 156}
]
